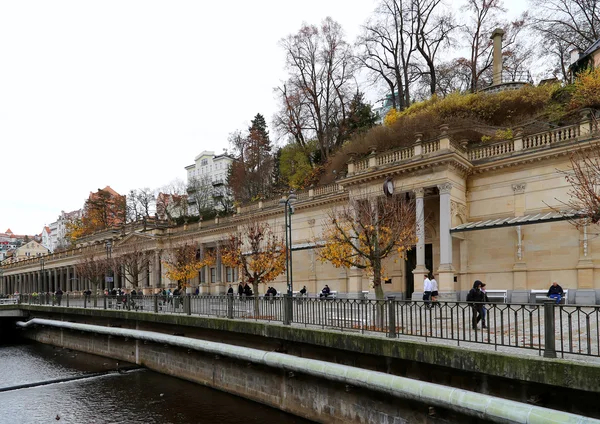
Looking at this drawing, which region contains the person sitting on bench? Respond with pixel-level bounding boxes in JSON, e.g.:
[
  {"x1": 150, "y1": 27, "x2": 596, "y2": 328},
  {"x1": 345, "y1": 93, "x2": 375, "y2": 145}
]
[{"x1": 547, "y1": 281, "x2": 564, "y2": 304}]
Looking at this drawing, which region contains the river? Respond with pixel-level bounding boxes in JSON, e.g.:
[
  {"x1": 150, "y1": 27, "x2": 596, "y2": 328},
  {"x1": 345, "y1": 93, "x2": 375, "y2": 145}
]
[{"x1": 0, "y1": 342, "x2": 314, "y2": 424}]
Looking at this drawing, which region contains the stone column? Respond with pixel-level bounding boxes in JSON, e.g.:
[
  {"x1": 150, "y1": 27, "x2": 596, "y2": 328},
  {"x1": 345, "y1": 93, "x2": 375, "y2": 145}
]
[
  {"x1": 413, "y1": 187, "x2": 427, "y2": 280},
  {"x1": 437, "y1": 182, "x2": 455, "y2": 297},
  {"x1": 511, "y1": 183, "x2": 529, "y2": 303},
  {"x1": 214, "y1": 245, "x2": 225, "y2": 295},
  {"x1": 576, "y1": 222, "x2": 596, "y2": 304},
  {"x1": 491, "y1": 28, "x2": 505, "y2": 86},
  {"x1": 153, "y1": 250, "x2": 162, "y2": 289}
]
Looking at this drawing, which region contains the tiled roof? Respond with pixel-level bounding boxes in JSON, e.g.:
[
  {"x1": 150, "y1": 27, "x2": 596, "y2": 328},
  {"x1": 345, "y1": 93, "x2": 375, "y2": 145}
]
[{"x1": 582, "y1": 38, "x2": 600, "y2": 56}]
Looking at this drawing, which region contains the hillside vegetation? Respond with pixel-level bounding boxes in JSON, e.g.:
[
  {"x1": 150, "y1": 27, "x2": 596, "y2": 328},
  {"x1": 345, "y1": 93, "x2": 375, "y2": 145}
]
[{"x1": 321, "y1": 68, "x2": 600, "y2": 184}]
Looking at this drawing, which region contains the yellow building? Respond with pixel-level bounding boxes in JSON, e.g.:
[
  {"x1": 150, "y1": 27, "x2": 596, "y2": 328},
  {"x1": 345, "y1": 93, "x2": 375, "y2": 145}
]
[{"x1": 1, "y1": 113, "x2": 600, "y2": 304}]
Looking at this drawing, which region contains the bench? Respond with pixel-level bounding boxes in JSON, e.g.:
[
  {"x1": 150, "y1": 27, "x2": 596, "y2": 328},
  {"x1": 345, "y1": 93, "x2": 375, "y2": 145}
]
[
  {"x1": 531, "y1": 289, "x2": 569, "y2": 304},
  {"x1": 320, "y1": 290, "x2": 337, "y2": 299},
  {"x1": 485, "y1": 290, "x2": 507, "y2": 303}
]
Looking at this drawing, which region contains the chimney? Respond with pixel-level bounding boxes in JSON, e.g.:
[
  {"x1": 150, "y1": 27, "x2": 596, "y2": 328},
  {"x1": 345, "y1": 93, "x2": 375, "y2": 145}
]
[
  {"x1": 570, "y1": 47, "x2": 583, "y2": 65},
  {"x1": 491, "y1": 28, "x2": 505, "y2": 86}
]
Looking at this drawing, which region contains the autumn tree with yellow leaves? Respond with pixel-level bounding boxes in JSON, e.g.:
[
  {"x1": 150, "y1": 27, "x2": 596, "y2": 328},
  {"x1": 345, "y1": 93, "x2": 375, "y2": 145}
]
[
  {"x1": 163, "y1": 243, "x2": 215, "y2": 289},
  {"x1": 318, "y1": 194, "x2": 417, "y2": 300},
  {"x1": 221, "y1": 221, "x2": 286, "y2": 298}
]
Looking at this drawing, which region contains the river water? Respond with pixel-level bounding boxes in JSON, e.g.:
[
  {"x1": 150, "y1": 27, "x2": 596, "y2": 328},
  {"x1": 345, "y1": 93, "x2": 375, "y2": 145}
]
[{"x1": 0, "y1": 342, "x2": 314, "y2": 424}]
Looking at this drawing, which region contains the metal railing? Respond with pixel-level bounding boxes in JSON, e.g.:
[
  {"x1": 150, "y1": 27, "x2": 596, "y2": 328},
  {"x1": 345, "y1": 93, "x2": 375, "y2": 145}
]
[{"x1": 10, "y1": 294, "x2": 600, "y2": 359}]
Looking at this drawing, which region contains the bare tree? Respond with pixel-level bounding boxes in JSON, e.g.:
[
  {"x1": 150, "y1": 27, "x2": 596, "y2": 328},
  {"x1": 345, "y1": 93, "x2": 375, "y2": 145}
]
[
  {"x1": 156, "y1": 179, "x2": 188, "y2": 222},
  {"x1": 187, "y1": 175, "x2": 214, "y2": 215},
  {"x1": 459, "y1": 0, "x2": 504, "y2": 92},
  {"x1": 530, "y1": 0, "x2": 600, "y2": 81},
  {"x1": 412, "y1": 0, "x2": 457, "y2": 95},
  {"x1": 275, "y1": 17, "x2": 355, "y2": 161},
  {"x1": 356, "y1": 0, "x2": 417, "y2": 110},
  {"x1": 75, "y1": 251, "x2": 110, "y2": 305},
  {"x1": 559, "y1": 136, "x2": 600, "y2": 228},
  {"x1": 113, "y1": 241, "x2": 151, "y2": 291}
]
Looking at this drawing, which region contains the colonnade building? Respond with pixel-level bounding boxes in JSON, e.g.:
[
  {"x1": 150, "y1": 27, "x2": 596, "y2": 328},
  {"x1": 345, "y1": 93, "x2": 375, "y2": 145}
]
[{"x1": 2, "y1": 113, "x2": 600, "y2": 304}]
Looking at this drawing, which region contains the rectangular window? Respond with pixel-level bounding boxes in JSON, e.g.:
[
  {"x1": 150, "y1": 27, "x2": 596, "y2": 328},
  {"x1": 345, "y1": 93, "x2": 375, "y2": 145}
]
[
  {"x1": 210, "y1": 268, "x2": 216, "y2": 283},
  {"x1": 199, "y1": 268, "x2": 205, "y2": 283},
  {"x1": 226, "y1": 267, "x2": 233, "y2": 282}
]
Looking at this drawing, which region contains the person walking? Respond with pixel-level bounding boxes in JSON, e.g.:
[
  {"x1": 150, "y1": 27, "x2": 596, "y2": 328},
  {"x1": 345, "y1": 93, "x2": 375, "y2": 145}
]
[
  {"x1": 467, "y1": 280, "x2": 486, "y2": 329},
  {"x1": 429, "y1": 272, "x2": 439, "y2": 307},
  {"x1": 422, "y1": 274, "x2": 432, "y2": 307},
  {"x1": 238, "y1": 281, "x2": 244, "y2": 299},
  {"x1": 55, "y1": 288, "x2": 63, "y2": 306},
  {"x1": 227, "y1": 284, "x2": 234, "y2": 295},
  {"x1": 547, "y1": 281, "x2": 565, "y2": 304}
]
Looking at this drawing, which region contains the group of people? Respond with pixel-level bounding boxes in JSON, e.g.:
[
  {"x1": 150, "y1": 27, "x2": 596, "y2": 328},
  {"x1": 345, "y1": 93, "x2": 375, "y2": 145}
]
[
  {"x1": 467, "y1": 280, "x2": 565, "y2": 330},
  {"x1": 422, "y1": 273, "x2": 439, "y2": 307},
  {"x1": 231, "y1": 281, "x2": 253, "y2": 298}
]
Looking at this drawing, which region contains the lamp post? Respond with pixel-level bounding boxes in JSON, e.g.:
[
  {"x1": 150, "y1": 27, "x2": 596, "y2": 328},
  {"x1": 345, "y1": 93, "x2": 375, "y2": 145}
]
[{"x1": 279, "y1": 192, "x2": 297, "y2": 297}]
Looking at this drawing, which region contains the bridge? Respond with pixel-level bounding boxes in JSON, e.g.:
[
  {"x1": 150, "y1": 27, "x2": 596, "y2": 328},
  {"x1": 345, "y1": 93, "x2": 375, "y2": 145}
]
[{"x1": 3, "y1": 295, "x2": 600, "y2": 422}]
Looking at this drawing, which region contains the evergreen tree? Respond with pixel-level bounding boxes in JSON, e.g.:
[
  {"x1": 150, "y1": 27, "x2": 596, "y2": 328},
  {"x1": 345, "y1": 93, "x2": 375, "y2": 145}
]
[
  {"x1": 343, "y1": 92, "x2": 378, "y2": 140},
  {"x1": 227, "y1": 114, "x2": 275, "y2": 202}
]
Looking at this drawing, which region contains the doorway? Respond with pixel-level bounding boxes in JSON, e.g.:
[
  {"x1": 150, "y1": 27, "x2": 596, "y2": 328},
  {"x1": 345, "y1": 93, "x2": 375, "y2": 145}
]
[{"x1": 405, "y1": 244, "x2": 433, "y2": 299}]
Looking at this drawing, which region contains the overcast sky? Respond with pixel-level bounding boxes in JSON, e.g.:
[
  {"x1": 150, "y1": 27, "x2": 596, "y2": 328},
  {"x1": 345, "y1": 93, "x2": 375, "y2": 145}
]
[{"x1": 0, "y1": 0, "x2": 526, "y2": 236}]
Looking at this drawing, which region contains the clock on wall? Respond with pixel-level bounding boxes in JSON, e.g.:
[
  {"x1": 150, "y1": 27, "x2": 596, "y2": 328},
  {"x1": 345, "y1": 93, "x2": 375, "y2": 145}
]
[{"x1": 383, "y1": 177, "x2": 394, "y2": 197}]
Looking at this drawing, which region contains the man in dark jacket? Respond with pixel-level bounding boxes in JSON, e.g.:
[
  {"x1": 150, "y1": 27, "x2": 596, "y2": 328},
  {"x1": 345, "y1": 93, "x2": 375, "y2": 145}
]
[
  {"x1": 466, "y1": 280, "x2": 487, "y2": 329},
  {"x1": 547, "y1": 282, "x2": 564, "y2": 304}
]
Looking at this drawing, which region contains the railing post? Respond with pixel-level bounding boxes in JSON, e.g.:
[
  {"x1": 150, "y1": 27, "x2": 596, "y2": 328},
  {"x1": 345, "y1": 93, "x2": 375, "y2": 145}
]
[
  {"x1": 103, "y1": 295, "x2": 107, "y2": 310},
  {"x1": 185, "y1": 294, "x2": 191, "y2": 315},
  {"x1": 66, "y1": 293, "x2": 69, "y2": 308},
  {"x1": 84, "y1": 295, "x2": 87, "y2": 309},
  {"x1": 227, "y1": 293, "x2": 234, "y2": 319},
  {"x1": 126, "y1": 294, "x2": 131, "y2": 311},
  {"x1": 543, "y1": 300, "x2": 557, "y2": 358},
  {"x1": 154, "y1": 295, "x2": 159, "y2": 313},
  {"x1": 388, "y1": 296, "x2": 397, "y2": 338},
  {"x1": 283, "y1": 294, "x2": 291, "y2": 325}
]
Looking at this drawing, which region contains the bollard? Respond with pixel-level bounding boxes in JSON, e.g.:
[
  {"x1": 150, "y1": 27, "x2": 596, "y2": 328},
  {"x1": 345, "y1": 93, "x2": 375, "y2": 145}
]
[
  {"x1": 387, "y1": 296, "x2": 397, "y2": 338},
  {"x1": 103, "y1": 295, "x2": 107, "y2": 310},
  {"x1": 283, "y1": 294, "x2": 291, "y2": 325},
  {"x1": 185, "y1": 295, "x2": 191, "y2": 315},
  {"x1": 154, "y1": 295, "x2": 159, "y2": 313},
  {"x1": 227, "y1": 294, "x2": 234, "y2": 319},
  {"x1": 543, "y1": 300, "x2": 557, "y2": 358}
]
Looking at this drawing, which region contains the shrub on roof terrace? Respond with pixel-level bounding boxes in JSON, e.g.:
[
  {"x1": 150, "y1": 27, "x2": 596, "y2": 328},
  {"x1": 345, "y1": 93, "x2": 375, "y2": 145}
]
[
  {"x1": 570, "y1": 67, "x2": 600, "y2": 110},
  {"x1": 318, "y1": 82, "x2": 592, "y2": 185}
]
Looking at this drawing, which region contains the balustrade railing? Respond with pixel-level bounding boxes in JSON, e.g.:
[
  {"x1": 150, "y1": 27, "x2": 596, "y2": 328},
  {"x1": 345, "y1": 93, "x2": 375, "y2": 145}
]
[
  {"x1": 376, "y1": 146, "x2": 414, "y2": 166},
  {"x1": 422, "y1": 139, "x2": 440, "y2": 154},
  {"x1": 469, "y1": 139, "x2": 514, "y2": 161},
  {"x1": 9, "y1": 295, "x2": 600, "y2": 359},
  {"x1": 523, "y1": 125, "x2": 580, "y2": 150},
  {"x1": 314, "y1": 183, "x2": 340, "y2": 197}
]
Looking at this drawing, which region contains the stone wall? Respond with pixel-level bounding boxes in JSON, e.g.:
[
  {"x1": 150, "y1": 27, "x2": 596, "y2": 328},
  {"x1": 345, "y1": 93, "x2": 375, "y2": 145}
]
[{"x1": 22, "y1": 325, "x2": 469, "y2": 423}]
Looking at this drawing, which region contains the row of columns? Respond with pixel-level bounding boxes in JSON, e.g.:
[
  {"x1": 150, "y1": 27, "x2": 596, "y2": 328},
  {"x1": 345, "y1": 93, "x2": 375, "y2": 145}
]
[{"x1": 413, "y1": 182, "x2": 455, "y2": 294}]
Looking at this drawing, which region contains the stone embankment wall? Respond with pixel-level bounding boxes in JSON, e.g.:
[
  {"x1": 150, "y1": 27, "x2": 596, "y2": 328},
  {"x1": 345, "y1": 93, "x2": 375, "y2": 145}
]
[{"x1": 22, "y1": 325, "x2": 467, "y2": 423}]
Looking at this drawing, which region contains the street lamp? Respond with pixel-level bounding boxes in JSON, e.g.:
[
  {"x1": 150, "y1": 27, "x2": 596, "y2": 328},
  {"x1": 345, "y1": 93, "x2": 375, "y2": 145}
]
[{"x1": 279, "y1": 191, "x2": 297, "y2": 297}]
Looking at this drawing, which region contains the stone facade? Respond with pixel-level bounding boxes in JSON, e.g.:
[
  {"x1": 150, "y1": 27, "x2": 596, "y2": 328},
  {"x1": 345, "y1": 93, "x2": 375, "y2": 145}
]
[{"x1": 2, "y1": 114, "x2": 600, "y2": 303}]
